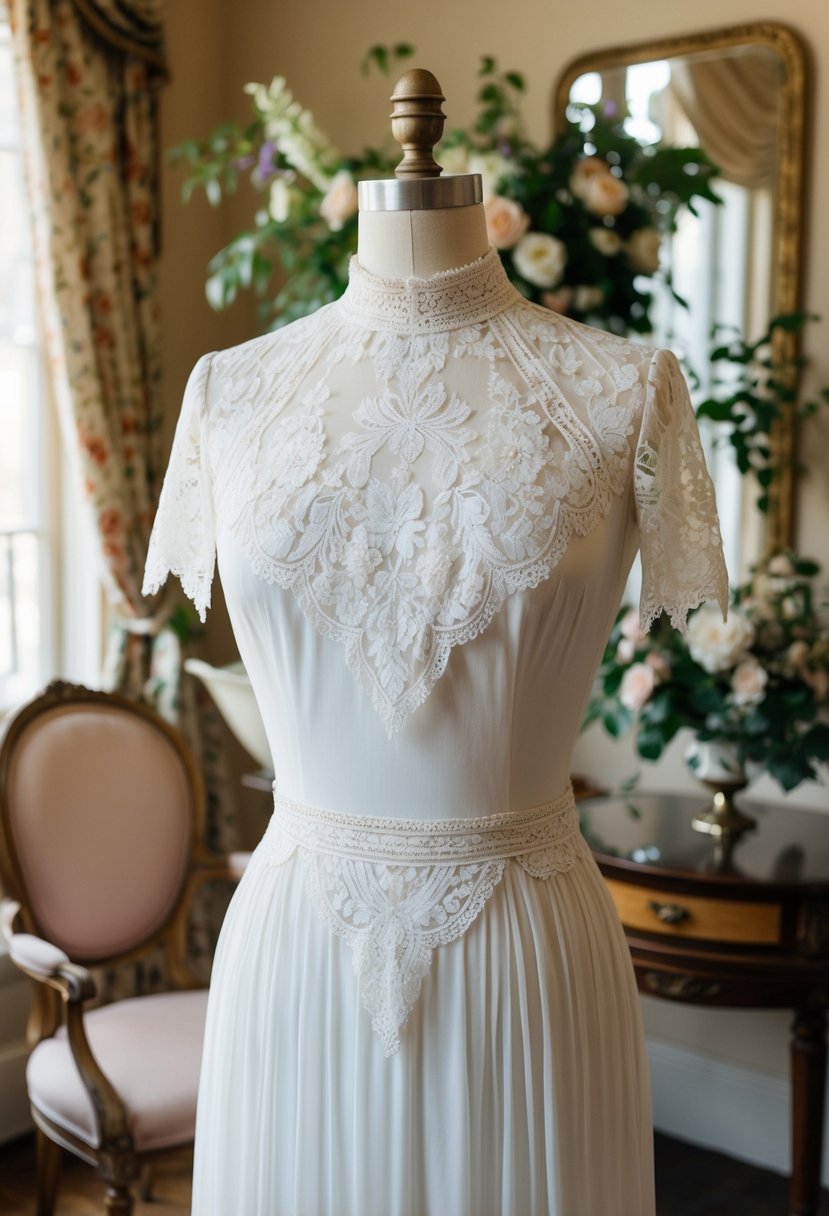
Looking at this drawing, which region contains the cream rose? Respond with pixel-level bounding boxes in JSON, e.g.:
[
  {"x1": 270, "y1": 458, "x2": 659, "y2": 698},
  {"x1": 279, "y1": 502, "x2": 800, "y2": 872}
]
[
  {"x1": 513, "y1": 232, "x2": 567, "y2": 289},
  {"x1": 619, "y1": 662, "x2": 655, "y2": 711},
  {"x1": 588, "y1": 227, "x2": 623, "y2": 256},
  {"x1": 468, "y1": 151, "x2": 513, "y2": 203},
  {"x1": 573, "y1": 284, "x2": 604, "y2": 312},
  {"x1": 584, "y1": 173, "x2": 629, "y2": 217},
  {"x1": 687, "y1": 605, "x2": 754, "y2": 674},
  {"x1": 569, "y1": 156, "x2": 611, "y2": 202},
  {"x1": 319, "y1": 169, "x2": 358, "y2": 231},
  {"x1": 625, "y1": 227, "x2": 662, "y2": 274},
  {"x1": 484, "y1": 196, "x2": 530, "y2": 250},
  {"x1": 731, "y1": 659, "x2": 768, "y2": 706}
]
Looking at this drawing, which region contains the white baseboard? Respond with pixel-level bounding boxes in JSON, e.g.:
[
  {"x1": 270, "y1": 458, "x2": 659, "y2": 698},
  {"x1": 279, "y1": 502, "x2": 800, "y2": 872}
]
[{"x1": 647, "y1": 1034, "x2": 829, "y2": 1186}]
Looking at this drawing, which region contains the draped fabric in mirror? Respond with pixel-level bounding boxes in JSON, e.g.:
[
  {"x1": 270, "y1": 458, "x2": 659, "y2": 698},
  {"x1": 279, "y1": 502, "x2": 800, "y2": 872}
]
[{"x1": 556, "y1": 24, "x2": 807, "y2": 578}]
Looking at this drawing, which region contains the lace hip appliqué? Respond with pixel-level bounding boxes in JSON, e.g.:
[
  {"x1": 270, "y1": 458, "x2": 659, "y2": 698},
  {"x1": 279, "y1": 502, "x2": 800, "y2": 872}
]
[{"x1": 258, "y1": 783, "x2": 587, "y2": 1055}]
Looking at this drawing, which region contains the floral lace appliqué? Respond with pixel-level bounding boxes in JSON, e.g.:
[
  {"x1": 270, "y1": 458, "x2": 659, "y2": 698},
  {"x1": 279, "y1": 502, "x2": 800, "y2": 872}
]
[
  {"x1": 258, "y1": 785, "x2": 586, "y2": 1055},
  {"x1": 142, "y1": 247, "x2": 729, "y2": 733}
]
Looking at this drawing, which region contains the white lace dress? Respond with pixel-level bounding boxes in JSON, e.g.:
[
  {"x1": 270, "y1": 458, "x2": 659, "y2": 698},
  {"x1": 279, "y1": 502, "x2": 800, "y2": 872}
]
[{"x1": 143, "y1": 246, "x2": 728, "y2": 1216}]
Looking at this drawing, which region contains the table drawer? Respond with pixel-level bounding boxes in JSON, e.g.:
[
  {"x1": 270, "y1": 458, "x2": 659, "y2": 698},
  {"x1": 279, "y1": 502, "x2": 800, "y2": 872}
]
[{"x1": 604, "y1": 878, "x2": 782, "y2": 944}]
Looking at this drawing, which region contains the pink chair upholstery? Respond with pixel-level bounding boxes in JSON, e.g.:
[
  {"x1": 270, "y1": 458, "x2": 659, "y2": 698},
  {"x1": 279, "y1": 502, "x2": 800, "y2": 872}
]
[
  {"x1": 26, "y1": 988, "x2": 209, "y2": 1151},
  {"x1": 0, "y1": 680, "x2": 237, "y2": 1215}
]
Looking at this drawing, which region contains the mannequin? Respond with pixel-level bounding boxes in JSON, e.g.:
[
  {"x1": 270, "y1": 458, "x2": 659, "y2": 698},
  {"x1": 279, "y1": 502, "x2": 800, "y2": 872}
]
[
  {"x1": 355, "y1": 68, "x2": 490, "y2": 279},
  {"x1": 144, "y1": 62, "x2": 719, "y2": 1216}
]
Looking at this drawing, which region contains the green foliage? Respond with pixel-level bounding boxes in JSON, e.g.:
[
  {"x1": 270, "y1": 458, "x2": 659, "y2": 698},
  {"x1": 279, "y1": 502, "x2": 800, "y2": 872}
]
[
  {"x1": 695, "y1": 311, "x2": 827, "y2": 512},
  {"x1": 167, "y1": 47, "x2": 723, "y2": 336}
]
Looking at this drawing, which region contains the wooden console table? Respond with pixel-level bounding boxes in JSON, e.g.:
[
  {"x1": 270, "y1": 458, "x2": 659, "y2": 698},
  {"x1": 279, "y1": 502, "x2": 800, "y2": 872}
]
[{"x1": 579, "y1": 792, "x2": 829, "y2": 1216}]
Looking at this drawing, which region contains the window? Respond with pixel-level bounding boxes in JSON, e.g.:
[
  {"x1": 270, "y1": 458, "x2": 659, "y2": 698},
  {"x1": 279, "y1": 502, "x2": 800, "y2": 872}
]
[{"x1": 0, "y1": 13, "x2": 102, "y2": 707}]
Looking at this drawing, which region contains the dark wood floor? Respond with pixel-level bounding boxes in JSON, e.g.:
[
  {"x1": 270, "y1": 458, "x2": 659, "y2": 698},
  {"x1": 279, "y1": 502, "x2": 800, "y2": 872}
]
[{"x1": 0, "y1": 1128, "x2": 827, "y2": 1215}]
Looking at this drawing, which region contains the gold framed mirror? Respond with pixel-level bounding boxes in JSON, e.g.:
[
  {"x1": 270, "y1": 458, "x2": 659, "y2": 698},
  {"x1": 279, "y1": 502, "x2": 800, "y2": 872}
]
[{"x1": 554, "y1": 22, "x2": 809, "y2": 568}]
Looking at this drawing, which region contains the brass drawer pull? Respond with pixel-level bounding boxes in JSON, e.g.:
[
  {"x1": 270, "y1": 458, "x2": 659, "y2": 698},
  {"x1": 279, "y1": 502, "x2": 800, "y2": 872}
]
[{"x1": 647, "y1": 899, "x2": 691, "y2": 925}]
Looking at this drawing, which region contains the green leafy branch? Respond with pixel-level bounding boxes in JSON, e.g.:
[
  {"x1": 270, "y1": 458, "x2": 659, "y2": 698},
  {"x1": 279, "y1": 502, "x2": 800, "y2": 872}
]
[{"x1": 696, "y1": 312, "x2": 829, "y2": 512}]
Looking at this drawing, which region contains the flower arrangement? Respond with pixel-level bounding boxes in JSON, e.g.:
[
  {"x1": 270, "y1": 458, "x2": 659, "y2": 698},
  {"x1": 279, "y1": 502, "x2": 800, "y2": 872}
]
[
  {"x1": 585, "y1": 552, "x2": 829, "y2": 792},
  {"x1": 170, "y1": 46, "x2": 721, "y2": 332}
]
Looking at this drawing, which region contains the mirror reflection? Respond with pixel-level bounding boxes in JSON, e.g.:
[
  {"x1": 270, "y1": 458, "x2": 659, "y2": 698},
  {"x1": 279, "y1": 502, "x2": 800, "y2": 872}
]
[{"x1": 560, "y1": 37, "x2": 797, "y2": 580}]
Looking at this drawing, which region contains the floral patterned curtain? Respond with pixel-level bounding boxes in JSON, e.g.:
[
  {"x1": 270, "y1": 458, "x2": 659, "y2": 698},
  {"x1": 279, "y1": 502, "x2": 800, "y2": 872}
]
[{"x1": 9, "y1": 0, "x2": 236, "y2": 995}]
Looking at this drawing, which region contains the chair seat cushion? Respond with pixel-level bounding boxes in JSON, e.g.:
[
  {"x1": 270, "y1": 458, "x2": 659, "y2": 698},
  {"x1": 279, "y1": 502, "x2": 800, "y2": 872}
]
[{"x1": 26, "y1": 988, "x2": 209, "y2": 1151}]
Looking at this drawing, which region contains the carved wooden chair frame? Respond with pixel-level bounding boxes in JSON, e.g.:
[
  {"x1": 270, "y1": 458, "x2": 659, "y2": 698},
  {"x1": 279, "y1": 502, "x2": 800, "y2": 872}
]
[{"x1": 0, "y1": 679, "x2": 235, "y2": 1214}]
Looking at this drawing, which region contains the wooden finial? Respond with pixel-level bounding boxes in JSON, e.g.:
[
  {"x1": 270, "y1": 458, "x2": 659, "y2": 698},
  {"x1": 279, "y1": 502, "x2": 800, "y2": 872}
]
[{"x1": 390, "y1": 69, "x2": 446, "y2": 179}]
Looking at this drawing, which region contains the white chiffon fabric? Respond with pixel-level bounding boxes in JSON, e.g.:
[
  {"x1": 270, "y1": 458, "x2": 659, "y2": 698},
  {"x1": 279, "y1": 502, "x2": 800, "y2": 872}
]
[{"x1": 142, "y1": 245, "x2": 728, "y2": 1216}]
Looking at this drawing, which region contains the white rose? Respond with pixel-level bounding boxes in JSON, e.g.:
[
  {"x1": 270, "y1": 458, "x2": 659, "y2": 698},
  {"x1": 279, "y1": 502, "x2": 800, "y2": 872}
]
[
  {"x1": 768, "y1": 553, "x2": 796, "y2": 577},
  {"x1": 439, "y1": 144, "x2": 469, "y2": 175},
  {"x1": 616, "y1": 638, "x2": 636, "y2": 664},
  {"x1": 782, "y1": 595, "x2": 801, "y2": 620},
  {"x1": 583, "y1": 173, "x2": 629, "y2": 217},
  {"x1": 731, "y1": 659, "x2": 768, "y2": 706},
  {"x1": 687, "y1": 605, "x2": 755, "y2": 674},
  {"x1": 569, "y1": 156, "x2": 611, "y2": 202},
  {"x1": 319, "y1": 169, "x2": 358, "y2": 231},
  {"x1": 468, "y1": 151, "x2": 513, "y2": 203},
  {"x1": 619, "y1": 662, "x2": 655, "y2": 711},
  {"x1": 484, "y1": 196, "x2": 530, "y2": 250},
  {"x1": 269, "y1": 177, "x2": 292, "y2": 223},
  {"x1": 589, "y1": 227, "x2": 622, "y2": 256},
  {"x1": 513, "y1": 232, "x2": 567, "y2": 289},
  {"x1": 573, "y1": 284, "x2": 605, "y2": 312},
  {"x1": 625, "y1": 227, "x2": 662, "y2": 274}
]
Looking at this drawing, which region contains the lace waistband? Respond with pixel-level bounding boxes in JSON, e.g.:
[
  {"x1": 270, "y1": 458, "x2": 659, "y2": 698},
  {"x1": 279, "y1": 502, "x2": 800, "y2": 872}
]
[
  {"x1": 262, "y1": 782, "x2": 580, "y2": 866},
  {"x1": 256, "y1": 782, "x2": 586, "y2": 1056}
]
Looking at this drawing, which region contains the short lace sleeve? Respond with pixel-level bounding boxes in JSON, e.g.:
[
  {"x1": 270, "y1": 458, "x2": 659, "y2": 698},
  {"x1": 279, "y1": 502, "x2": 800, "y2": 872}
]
[
  {"x1": 142, "y1": 353, "x2": 216, "y2": 622},
  {"x1": 634, "y1": 347, "x2": 729, "y2": 634}
]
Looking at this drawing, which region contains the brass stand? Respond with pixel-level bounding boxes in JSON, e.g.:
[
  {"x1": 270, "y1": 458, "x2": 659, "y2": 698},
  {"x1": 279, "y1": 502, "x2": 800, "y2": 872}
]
[{"x1": 692, "y1": 782, "x2": 757, "y2": 844}]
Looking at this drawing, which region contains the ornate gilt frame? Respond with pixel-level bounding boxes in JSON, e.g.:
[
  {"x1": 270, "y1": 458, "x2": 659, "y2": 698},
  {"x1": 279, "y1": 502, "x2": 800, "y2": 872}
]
[{"x1": 553, "y1": 22, "x2": 810, "y2": 552}]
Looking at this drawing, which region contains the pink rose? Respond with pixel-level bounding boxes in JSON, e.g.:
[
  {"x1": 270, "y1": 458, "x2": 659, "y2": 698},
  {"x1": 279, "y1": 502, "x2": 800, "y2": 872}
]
[
  {"x1": 619, "y1": 663, "x2": 655, "y2": 711},
  {"x1": 646, "y1": 651, "x2": 670, "y2": 681},
  {"x1": 731, "y1": 660, "x2": 768, "y2": 707},
  {"x1": 541, "y1": 287, "x2": 573, "y2": 314},
  {"x1": 319, "y1": 170, "x2": 358, "y2": 231},
  {"x1": 484, "y1": 196, "x2": 530, "y2": 250},
  {"x1": 620, "y1": 608, "x2": 644, "y2": 642}
]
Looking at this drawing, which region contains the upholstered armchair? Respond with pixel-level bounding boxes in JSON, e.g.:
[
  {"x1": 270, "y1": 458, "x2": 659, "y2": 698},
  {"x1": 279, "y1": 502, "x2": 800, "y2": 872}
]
[{"x1": 0, "y1": 680, "x2": 243, "y2": 1215}]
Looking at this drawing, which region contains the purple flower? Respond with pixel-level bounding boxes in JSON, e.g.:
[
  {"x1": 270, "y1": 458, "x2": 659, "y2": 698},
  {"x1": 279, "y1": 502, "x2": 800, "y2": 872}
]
[
  {"x1": 603, "y1": 100, "x2": 618, "y2": 118},
  {"x1": 253, "y1": 140, "x2": 278, "y2": 183},
  {"x1": 232, "y1": 153, "x2": 256, "y2": 171}
]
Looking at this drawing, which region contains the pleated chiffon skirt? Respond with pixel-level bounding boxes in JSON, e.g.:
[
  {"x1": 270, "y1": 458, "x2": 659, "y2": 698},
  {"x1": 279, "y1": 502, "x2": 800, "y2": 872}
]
[{"x1": 190, "y1": 834, "x2": 656, "y2": 1216}]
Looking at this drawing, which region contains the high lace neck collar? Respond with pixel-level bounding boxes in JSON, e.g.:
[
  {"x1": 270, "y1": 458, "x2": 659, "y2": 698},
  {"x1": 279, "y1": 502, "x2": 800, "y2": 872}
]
[{"x1": 338, "y1": 245, "x2": 519, "y2": 334}]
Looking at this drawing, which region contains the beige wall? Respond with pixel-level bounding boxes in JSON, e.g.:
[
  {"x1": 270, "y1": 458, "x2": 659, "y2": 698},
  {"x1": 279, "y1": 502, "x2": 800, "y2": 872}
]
[{"x1": 156, "y1": 0, "x2": 829, "y2": 1140}]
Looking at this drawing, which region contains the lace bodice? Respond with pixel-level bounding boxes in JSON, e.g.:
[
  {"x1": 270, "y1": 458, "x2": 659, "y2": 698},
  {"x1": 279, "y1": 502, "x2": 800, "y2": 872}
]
[{"x1": 142, "y1": 246, "x2": 728, "y2": 739}]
